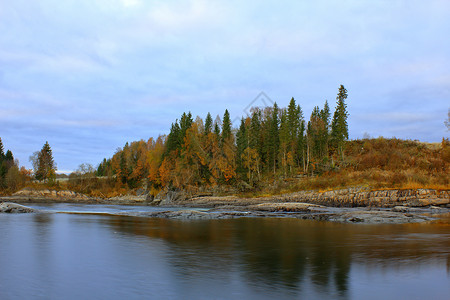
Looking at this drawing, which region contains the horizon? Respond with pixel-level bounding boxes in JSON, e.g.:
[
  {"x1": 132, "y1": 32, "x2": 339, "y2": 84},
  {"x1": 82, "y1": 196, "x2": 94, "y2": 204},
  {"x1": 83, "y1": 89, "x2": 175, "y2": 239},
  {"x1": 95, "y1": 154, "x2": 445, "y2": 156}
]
[{"x1": 1, "y1": 0, "x2": 449, "y2": 173}]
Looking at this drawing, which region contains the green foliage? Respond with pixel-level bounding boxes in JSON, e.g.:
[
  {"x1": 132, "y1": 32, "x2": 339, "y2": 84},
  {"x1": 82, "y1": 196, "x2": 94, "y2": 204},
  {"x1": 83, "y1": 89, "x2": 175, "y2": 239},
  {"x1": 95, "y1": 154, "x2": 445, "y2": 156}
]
[
  {"x1": 35, "y1": 141, "x2": 57, "y2": 182},
  {"x1": 331, "y1": 85, "x2": 349, "y2": 158},
  {"x1": 221, "y1": 109, "x2": 232, "y2": 144},
  {"x1": 204, "y1": 112, "x2": 213, "y2": 135},
  {"x1": 93, "y1": 85, "x2": 356, "y2": 193}
]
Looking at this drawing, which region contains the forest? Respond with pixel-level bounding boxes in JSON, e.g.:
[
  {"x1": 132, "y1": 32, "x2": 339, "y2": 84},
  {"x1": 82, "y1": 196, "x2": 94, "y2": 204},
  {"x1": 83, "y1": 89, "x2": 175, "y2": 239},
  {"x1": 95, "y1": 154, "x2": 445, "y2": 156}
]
[{"x1": 1, "y1": 85, "x2": 449, "y2": 197}]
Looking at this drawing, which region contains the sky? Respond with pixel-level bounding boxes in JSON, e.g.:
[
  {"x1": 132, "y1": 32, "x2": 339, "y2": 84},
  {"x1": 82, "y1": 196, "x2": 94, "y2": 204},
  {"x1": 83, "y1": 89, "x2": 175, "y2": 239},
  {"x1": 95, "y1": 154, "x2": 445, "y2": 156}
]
[{"x1": 1, "y1": 0, "x2": 449, "y2": 173}]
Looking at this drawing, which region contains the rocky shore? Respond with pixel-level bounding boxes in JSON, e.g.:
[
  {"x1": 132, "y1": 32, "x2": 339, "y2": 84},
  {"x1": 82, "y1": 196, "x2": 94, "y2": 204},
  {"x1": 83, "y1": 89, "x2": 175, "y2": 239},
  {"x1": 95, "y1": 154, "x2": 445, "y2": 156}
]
[
  {"x1": 1, "y1": 187, "x2": 449, "y2": 224},
  {"x1": 2, "y1": 187, "x2": 449, "y2": 208}
]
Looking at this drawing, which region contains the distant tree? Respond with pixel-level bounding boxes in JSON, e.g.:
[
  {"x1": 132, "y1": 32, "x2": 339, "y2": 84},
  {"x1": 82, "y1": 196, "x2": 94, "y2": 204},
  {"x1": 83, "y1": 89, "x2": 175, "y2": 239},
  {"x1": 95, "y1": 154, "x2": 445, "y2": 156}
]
[
  {"x1": 5, "y1": 165, "x2": 21, "y2": 191},
  {"x1": 331, "y1": 85, "x2": 349, "y2": 160},
  {"x1": 204, "y1": 112, "x2": 213, "y2": 135},
  {"x1": 179, "y1": 112, "x2": 193, "y2": 147},
  {"x1": 164, "y1": 121, "x2": 181, "y2": 156},
  {"x1": 0, "y1": 138, "x2": 4, "y2": 159},
  {"x1": 267, "y1": 103, "x2": 280, "y2": 174},
  {"x1": 236, "y1": 117, "x2": 248, "y2": 178},
  {"x1": 286, "y1": 98, "x2": 300, "y2": 155},
  {"x1": 221, "y1": 109, "x2": 232, "y2": 145},
  {"x1": 279, "y1": 109, "x2": 290, "y2": 176},
  {"x1": 35, "y1": 141, "x2": 57, "y2": 182},
  {"x1": 249, "y1": 109, "x2": 262, "y2": 156},
  {"x1": 213, "y1": 116, "x2": 221, "y2": 139}
]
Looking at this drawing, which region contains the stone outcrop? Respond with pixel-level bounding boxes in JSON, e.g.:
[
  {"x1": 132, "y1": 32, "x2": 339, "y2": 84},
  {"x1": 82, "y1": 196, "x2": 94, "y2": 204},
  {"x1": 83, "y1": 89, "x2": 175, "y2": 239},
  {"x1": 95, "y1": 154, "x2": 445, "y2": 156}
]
[
  {"x1": 279, "y1": 188, "x2": 450, "y2": 207},
  {"x1": 0, "y1": 202, "x2": 37, "y2": 213},
  {"x1": 185, "y1": 188, "x2": 450, "y2": 208},
  {"x1": 3, "y1": 188, "x2": 92, "y2": 203}
]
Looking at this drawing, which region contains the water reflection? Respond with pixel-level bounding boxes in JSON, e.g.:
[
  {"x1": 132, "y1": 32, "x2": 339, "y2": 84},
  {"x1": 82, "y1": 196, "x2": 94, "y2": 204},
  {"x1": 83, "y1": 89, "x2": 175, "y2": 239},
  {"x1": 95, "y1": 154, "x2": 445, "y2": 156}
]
[
  {"x1": 104, "y1": 216, "x2": 450, "y2": 299},
  {"x1": 1, "y1": 212, "x2": 449, "y2": 299}
]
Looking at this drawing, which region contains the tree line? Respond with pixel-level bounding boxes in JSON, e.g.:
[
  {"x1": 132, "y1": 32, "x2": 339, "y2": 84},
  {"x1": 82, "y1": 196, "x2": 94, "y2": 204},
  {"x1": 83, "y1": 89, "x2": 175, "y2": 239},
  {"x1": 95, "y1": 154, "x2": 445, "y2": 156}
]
[
  {"x1": 96, "y1": 85, "x2": 349, "y2": 192},
  {"x1": 0, "y1": 139, "x2": 57, "y2": 193}
]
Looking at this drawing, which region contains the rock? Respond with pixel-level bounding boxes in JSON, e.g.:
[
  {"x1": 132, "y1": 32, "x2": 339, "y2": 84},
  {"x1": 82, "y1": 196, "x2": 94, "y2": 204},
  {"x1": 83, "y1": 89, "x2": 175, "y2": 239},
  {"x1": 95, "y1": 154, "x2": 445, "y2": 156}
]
[
  {"x1": 328, "y1": 210, "x2": 432, "y2": 224},
  {"x1": 0, "y1": 202, "x2": 37, "y2": 213},
  {"x1": 247, "y1": 202, "x2": 325, "y2": 212}
]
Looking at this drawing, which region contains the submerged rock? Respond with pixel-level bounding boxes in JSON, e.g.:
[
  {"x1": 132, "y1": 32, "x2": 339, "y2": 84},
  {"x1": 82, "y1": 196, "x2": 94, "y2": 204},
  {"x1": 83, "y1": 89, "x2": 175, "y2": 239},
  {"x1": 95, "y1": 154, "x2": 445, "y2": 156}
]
[
  {"x1": 0, "y1": 202, "x2": 37, "y2": 213},
  {"x1": 327, "y1": 210, "x2": 433, "y2": 224}
]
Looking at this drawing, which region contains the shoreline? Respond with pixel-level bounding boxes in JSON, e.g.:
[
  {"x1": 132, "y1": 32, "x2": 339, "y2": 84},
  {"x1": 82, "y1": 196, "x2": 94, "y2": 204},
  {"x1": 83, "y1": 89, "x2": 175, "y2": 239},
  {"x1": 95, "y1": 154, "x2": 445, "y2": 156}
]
[
  {"x1": 1, "y1": 187, "x2": 449, "y2": 224},
  {"x1": 1, "y1": 201, "x2": 449, "y2": 225}
]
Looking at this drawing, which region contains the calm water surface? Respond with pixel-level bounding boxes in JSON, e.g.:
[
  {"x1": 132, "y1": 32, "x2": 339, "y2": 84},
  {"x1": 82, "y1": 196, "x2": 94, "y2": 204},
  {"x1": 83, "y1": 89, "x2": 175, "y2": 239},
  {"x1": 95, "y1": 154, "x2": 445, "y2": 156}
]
[{"x1": 1, "y1": 204, "x2": 449, "y2": 299}]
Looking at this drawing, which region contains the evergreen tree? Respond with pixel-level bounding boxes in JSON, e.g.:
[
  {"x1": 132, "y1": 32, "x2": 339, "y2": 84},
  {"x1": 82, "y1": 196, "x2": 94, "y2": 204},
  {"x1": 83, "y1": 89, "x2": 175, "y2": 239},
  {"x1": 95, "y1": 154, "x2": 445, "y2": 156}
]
[
  {"x1": 319, "y1": 100, "x2": 331, "y2": 159},
  {"x1": 331, "y1": 85, "x2": 349, "y2": 160},
  {"x1": 213, "y1": 119, "x2": 221, "y2": 139},
  {"x1": 0, "y1": 138, "x2": 4, "y2": 160},
  {"x1": 4, "y1": 150, "x2": 14, "y2": 170},
  {"x1": 279, "y1": 109, "x2": 290, "y2": 176},
  {"x1": 179, "y1": 112, "x2": 193, "y2": 146},
  {"x1": 236, "y1": 118, "x2": 248, "y2": 178},
  {"x1": 36, "y1": 141, "x2": 56, "y2": 182},
  {"x1": 265, "y1": 103, "x2": 280, "y2": 174},
  {"x1": 287, "y1": 98, "x2": 300, "y2": 153},
  {"x1": 164, "y1": 121, "x2": 181, "y2": 156},
  {"x1": 0, "y1": 138, "x2": 5, "y2": 186},
  {"x1": 249, "y1": 109, "x2": 262, "y2": 153},
  {"x1": 296, "y1": 105, "x2": 306, "y2": 171},
  {"x1": 221, "y1": 109, "x2": 232, "y2": 144},
  {"x1": 204, "y1": 112, "x2": 213, "y2": 135}
]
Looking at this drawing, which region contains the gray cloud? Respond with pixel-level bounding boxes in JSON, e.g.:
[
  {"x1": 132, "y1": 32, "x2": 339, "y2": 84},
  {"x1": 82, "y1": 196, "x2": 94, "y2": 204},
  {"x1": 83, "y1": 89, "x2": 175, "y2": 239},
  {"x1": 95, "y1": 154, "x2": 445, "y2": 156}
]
[{"x1": 1, "y1": 0, "x2": 449, "y2": 172}]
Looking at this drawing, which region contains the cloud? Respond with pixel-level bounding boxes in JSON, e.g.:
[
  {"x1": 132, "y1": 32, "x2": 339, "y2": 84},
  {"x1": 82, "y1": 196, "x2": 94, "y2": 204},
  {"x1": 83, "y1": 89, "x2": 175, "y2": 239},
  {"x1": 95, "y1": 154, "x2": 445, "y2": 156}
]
[{"x1": 1, "y1": 0, "x2": 449, "y2": 171}]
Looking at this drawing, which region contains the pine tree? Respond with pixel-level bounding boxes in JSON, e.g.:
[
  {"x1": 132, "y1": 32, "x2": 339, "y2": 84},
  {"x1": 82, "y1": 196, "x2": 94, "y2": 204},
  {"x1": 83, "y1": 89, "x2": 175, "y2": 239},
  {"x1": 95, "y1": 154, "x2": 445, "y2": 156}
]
[
  {"x1": 36, "y1": 141, "x2": 56, "y2": 182},
  {"x1": 204, "y1": 112, "x2": 213, "y2": 135},
  {"x1": 0, "y1": 138, "x2": 4, "y2": 160},
  {"x1": 0, "y1": 138, "x2": 5, "y2": 186},
  {"x1": 213, "y1": 119, "x2": 221, "y2": 139},
  {"x1": 331, "y1": 85, "x2": 349, "y2": 160},
  {"x1": 319, "y1": 100, "x2": 331, "y2": 159},
  {"x1": 249, "y1": 109, "x2": 262, "y2": 153},
  {"x1": 287, "y1": 98, "x2": 300, "y2": 154},
  {"x1": 179, "y1": 112, "x2": 193, "y2": 147},
  {"x1": 221, "y1": 109, "x2": 232, "y2": 145},
  {"x1": 279, "y1": 109, "x2": 290, "y2": 176},
  {"x1": 236, "y1": 118, "x2": 248, "y2": 178},
  {"x1": 296, "y1": 105, "x2": 306, "y2": 172},
  {"x1": 266, "y1": 103, "x2": 280, "y2": 174},
  {"x1": 164, "y1": 121, "x2": 181, "y2": 156}
]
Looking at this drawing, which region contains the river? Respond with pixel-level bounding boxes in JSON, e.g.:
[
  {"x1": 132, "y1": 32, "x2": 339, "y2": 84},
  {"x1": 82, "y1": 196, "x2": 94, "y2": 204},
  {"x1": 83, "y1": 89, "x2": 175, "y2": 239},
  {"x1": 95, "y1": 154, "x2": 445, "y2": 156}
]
[{"x1": 1, "y1": 204, "x2": 449, "y2": 299}]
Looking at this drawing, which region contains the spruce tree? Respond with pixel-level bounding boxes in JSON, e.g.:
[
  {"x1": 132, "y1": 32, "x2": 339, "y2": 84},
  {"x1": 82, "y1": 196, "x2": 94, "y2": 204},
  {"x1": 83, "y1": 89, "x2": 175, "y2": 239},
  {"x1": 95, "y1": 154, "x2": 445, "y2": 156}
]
[
  {"x1": 296, "y1": 105, "x2": 306, "y2": 171},
  {"x1": 0, "y1": 138, "x2": 5, "y2": 185},
  {"x1": 179, "y1": 112, "x2": 193, "y2": 146},
  {"x1": 236, "y1": 118, "x2": 248, "y2": 178},
  {"x1": 266, "y1": 103, "x2": 280, "y2": 174},
  {"x1": 213, "y1": 119, "x2": 221, "y2": 139},
  {"x1": 249, "y1": 110, "x2": 262, "y2": 152},
  {"x1": 36, "y1": 141, "x2": 56, "y2": 182},
  {"x1": 164, "y1": 121, "x2": 181, "y2": 156},
  {"x1": 221, "y1": 109, "x2": 232, "y2": 144},
  {"x1": 204, "y1": 112, "x2": 213, "y2": 135},
  {"x1": 331, "y1": 85, "x2": 349, "y2": 160},
  {"x1": 287, "y1": 98, "x2": 300, "y2": 154},
  {"x1": 0, "y1": 138, "x2": 4, "y2": 160}
]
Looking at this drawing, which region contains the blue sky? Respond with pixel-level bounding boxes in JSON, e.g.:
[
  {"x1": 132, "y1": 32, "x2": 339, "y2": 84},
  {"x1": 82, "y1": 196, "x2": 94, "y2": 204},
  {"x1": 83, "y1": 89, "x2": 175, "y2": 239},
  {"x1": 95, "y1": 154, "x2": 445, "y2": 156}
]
[{"x1": 1, "y1": 0, "x2": 449, "y2": 173}]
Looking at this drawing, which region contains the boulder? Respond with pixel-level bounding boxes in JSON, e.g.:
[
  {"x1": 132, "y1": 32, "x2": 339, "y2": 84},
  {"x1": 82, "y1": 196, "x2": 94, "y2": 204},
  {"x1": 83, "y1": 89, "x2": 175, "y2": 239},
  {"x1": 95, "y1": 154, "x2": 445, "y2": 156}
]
[{"x1": 0, "y1": 202, "x2": 37, "y2": 213}]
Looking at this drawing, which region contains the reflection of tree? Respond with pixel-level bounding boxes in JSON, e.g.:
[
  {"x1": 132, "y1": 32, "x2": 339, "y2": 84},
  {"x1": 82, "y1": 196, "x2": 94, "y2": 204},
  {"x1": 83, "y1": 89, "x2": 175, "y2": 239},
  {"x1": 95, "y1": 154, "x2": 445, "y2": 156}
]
[
  {"x1": 107, "y1": 217, "x2": 352, "y2": 296},
  {"x1": 106, "y1": 216, "x2": 449, "y2": 298}
]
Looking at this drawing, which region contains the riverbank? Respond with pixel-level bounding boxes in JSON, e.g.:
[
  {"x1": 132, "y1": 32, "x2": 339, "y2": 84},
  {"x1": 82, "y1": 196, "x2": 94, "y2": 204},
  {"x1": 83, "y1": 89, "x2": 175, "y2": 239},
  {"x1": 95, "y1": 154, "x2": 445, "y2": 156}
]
[
  {"x1": 1, "y1": 187, "x2": 449, "y2": 224},
  {"x1": 2, "y1": 187, "x2": 449, "y2": 208},
  {"x1": 2, "y1": 201, "x2": 449, "y2": 224}
]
